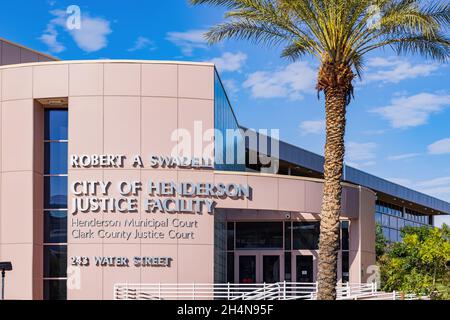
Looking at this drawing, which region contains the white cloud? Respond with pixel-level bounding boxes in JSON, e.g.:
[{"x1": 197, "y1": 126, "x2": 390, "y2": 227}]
[
  {"x1": 128, "y1": 36, "x2": 156, "y2": 52},
  {"x1": 387, "y1": 176, "x2": 450, "y2": 203},
  {"x1": 243, "y1": 62, "x2": 316, "y2": 101},
  {"x1": 346, "y1": 142, "x2": 377, "y2": 168},
  {"x1": 365, "y1": 57, "x2": 439, "y2": 84},
  {"x1": 416, "y1": 176, "x2": 450, "y2": 188},
  {"x1": 387, "y1": 153, "x2": 420, "y2": 161},
  {"x1": 371, "y1": 93, "x2": 450, "y2": 129},
  {"x1": 166, "y1": 29, "x2": 208, "y2": 55},
  {"x1": 299, "y1": 120, "x2": 325, "y2": 135},
  {"x1": 434, "y1": 215, "x2": 450, "y2": 227},
  {"x1": 209, "y1": 52, "x2": 247, "y2": 73},
  {"x1": 415, "y1": 177, "x2": 450, "y2": 203},
  {"x1": 428, "y1": 138, "x2": 450, "y2": 155},
  {"x1": 222, "y1": 79, "x2": 239, "y2": 99},
  {"x1": 70, "y1": 13, "x2": 111, "y2": 52},
  {"x1": 40, "y1": 9, "x2": 112, "y2": 53},
  {"x1": 39, "y1": 24, "x2": 65, "y2": 53}
]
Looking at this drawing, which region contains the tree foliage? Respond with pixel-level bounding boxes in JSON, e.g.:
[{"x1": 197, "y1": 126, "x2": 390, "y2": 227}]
[
  {"x1": 190, "y1": 0, "x2": 450, "y2": 300},
  {"x1": 190, "y1": 0, "x2": 450, "y2": 83},
  {"x1": 379, "y1": 224, "x2": 450, "y2": 299},
  {"x1": 376, "y1": 223, "x2": 388, "y2": 259}
]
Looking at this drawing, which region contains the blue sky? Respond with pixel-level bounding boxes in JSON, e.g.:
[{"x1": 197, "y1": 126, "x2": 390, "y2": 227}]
[{"x1": 1, "y1": 0, "x2": 449, "y2": 224}]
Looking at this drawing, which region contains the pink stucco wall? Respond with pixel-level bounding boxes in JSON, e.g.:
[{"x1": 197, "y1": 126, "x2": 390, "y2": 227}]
[{"x1": 0, "y1": 60, "x2": 376, "y2": 300}]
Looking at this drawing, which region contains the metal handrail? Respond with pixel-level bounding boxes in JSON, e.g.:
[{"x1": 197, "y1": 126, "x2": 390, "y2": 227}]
[{"x1": 114, "y1": 282, "x2": 382, "y2": 300}]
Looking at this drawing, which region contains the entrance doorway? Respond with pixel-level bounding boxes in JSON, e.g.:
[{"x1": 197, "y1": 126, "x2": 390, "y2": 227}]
[
  {"x1": 235, "y1": 252, "x2": 283, "y2": 283},
  {"x1": 234, "y1": 252, "x2": 316, "y2": 284}
]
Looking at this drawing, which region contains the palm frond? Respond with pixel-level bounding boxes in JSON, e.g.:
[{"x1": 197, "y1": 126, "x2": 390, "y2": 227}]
[
  {"x1": 191, "y1": 0, "x2": 450, "y2": 79},
  {"x1": 205, "y1": 19, "x2": 290, "y2": 46},
  {"x1": 281, "y1": 39, "x2": 313, "y2": 60}
]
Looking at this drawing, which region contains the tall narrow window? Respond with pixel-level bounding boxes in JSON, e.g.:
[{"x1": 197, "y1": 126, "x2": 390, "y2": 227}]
[
  {"x1": 43, "y1": 109, "x2": 68, "y2": 300},
  {"x1": 341, "y1": 221, "x2": 350, "y2": 283}
]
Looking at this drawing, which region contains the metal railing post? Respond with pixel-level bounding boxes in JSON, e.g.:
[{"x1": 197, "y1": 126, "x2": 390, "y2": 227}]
[
  {"x1": 263, "y1": 283, "x2": 266, "y2": 300},
  {"x1": 227, "y1": 283, "x2": 230, "y2": 300},
  {"x1": 283, "y1": 281, "x2": 287, "y2": 300}
]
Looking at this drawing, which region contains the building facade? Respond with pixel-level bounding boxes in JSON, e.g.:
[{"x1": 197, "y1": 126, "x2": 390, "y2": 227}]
[{"x1": 0, "y1": 40, "x2": 448, "y2": 300}]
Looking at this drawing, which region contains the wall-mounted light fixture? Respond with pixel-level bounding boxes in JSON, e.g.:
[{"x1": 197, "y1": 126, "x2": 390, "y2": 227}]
[{"x1": 0, "y1": 262, "x2": 13, "y2": 300}]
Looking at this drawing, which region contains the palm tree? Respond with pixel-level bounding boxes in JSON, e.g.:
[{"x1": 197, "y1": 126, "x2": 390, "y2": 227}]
[{"x1": 190, "y1": 0, "x2": 450, "y2": 299}]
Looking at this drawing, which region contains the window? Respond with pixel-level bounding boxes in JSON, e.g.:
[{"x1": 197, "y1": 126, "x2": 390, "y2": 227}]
[
  {"x1": 227, "y1": 222, "x2": 235, "y2": 251},
  {"x1": 390, "y1": 229, "x2": 399, "y2": 243},
  {"x1": 214, "y1": 72, "x2": 246, "y2": 172},
  {"x1": 382, "y1": 214, "x2": 390, "y2": 227},
  {"x1": 45, "y1": 142, "x2": 68, "y2": 175},
  {"x1": 45, "y1": 109, "x2": 68, "y2": 141},
  {"x1": 284, "y1": 252, "x2": 292, "y2": 281},
  {"x1": 236, "y1": 222, "x2": 283, "y2": 249},
  {"x1": 376, "y1": 201, "x2": 431, "y2": 243},
  {"x1": 44, "y1": 280, "x2": 67, "y2": 301},
  {"x1": 284, "y1": 222, "x2": 292, "y2": 250},
  {"x1": 44, "y1": 211, "x2": 68, "y2": 244},
  {"x1": 293, "y1": 222, "x2": 320, "y2": 250},
  {"x1": 389, "y1": 216, "x2": 398, "y2": 229},
  {"x1": 341, "y1": 221, "x2": 349, "y2": 251},
  {"x1": 342, "y1": 252, "x2": 349, "y2": 283},
  {"x1": 375, "y1": 212, "x2": 382, "y2": 224},
  {"x1": 44, "y1": 246, "x2": 67, "y2": 278},
  {"x1": 44, "y1": 109, "x2": 68, "y2": 301},
  {"x1": 227, "y1": 252, "x2": 234, "y2": 283},
  {"x1": 44, "y1": 176, "x2": 68, "y2": 209},
  {"x1": 382, "y1": 227, "x2": 390, "y2": 240}
]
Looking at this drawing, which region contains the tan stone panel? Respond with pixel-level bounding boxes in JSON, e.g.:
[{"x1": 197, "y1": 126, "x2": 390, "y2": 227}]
[
  {"x1": 69, "y1": 63, "x2": 103, "y2": 96},
  {"x1": 177, "y1": 244, "x2": 214, "y2": 284},
  {"x1": 67, "y1": 244, "x2": 103, "y2": 300},
  {"x1": 0, "y1": 172, "x2": 34, "y2": 244},
  {"x1": 103, "y1": 96, "x2": 140, "y2": 168},
  {"x1": 142, "y1": 64, "x2": 178, "y2": 97},
  {"x1": 141, "y1": 97, "x2": 178, "y2": 157},
  {"x1": 247, "y1": 175, "x2": 278, "y2": 210},
  {"x1": 2, "y1": 67, "x2": 32, "y2": 101},
  {"x1": 104, "y1": 63, "x2": 140, "y2": 96},
  {"x1": 278, "y1": 178, "x2": 306, "y2": 212},
  {"x1": 69, "y1": 63, "x2": 104, "y2": 96},
  {"x1": 140, "y1": 244, "x2": 178, "y2": 284},
  {"x1": 1, "y1": 99, "x2": 34, "y2": 171},
  {"x1": 33, "y1": 64, "x2": 69, "y2": 99},
  {"x1": 178, "y1": 98, "x2": 214, "y2": 160},
  {"x1": 102, "y1": 243, "x2": 141, "y2": 300},
  {"x1": 69, "y1": 96, "x2": 104, "y2": 156},
  {"x1": 0, "y1": 244, "x2": 34, "y2": 300},
  {"x1": 304, "y1": 181, "x2": 323, "y2": 213},
  {"x1": 178, "y1": 65, "x2": 214, "y2": 100}
]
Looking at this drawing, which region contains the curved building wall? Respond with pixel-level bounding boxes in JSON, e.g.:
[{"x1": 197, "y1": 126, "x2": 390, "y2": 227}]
[{"x1": 0, "y1": 60, "x2": 376, "y2": 300}]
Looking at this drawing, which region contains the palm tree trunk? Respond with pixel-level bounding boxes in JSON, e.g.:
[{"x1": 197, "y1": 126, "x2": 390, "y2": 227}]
[{"x1": 317, "y1": 87, "x2": 347, "y2": 300}]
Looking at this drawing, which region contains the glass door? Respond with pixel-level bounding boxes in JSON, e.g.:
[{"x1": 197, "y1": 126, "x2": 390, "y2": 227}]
[
  {"x1": 296, "y1": 255, "x2": 314, "y2": 283},
  {"x1": 238, "y1": 255, "x2": 257, "y2": 283},
  {"x1": 262, "y1": 255, "x2": 281, "y2": 283},
  {"x1": 235, "y1": 252, "x2": 284, "y2": 283}
]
